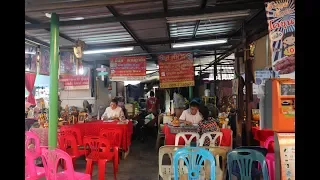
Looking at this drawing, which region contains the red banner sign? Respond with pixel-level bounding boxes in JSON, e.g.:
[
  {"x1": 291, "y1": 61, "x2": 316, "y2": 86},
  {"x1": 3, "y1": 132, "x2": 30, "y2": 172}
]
[
  {"x1": 59, "y1": 75, "x2": 90, "y2": 90},
  {"x1": 158, "y1": 52, "x2": 195, "y2": 88},
  {"x1": 110, "y1": 56, "x2": 146, "y2": 81}
]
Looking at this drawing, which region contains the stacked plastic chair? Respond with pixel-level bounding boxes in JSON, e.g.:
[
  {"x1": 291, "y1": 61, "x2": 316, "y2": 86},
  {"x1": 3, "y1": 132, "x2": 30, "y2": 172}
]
[
  {"x1": 227, "y1": 148, "x2": 269, "y2": 180},
  {"x1": 25, "y1": 131, "x2": 46, "y2": 180},
  {"x1": 58, "y1": 134, "x2": 86, "y2": 168},
  {"x1": 173, "y1": 147, "x2": 216, "y2": 180},
  {"x1": 83, "y1": 136, "x2": 119, "y2": 180},
  {"x1": 41, "y1": 148, "x2": 90, "y2": 180},
  {"x1": 264, "y1": 136, "x2": 275, "y2": 180}
]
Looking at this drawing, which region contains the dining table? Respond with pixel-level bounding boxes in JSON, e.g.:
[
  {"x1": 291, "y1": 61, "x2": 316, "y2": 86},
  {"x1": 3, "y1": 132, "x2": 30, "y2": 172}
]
[{"x1": 163, "y1": 124, "x2": 233, "y2": 148}]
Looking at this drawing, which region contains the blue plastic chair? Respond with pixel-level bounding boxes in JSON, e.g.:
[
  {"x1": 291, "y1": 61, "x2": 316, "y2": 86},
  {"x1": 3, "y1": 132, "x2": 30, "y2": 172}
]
[
  {"x1": 228, "y1": 146, "x2": 268, "y2": 179},
  {"x1": 173, "y1": 147, "x2": 216, "y2": 180},
  {"x1": 227, "y1": 149, "x2": 269, "y2": 180}
]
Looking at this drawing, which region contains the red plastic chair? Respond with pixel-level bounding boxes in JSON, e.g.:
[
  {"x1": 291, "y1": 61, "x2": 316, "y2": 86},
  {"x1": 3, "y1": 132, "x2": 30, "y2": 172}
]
[
  {"x1": 83, "y1": 136, "x2": 119, "y2": 180},
  {"x1": 41, "y1": 148, "x2": 90, "y2": 180},
  {"x1": 60, "y1": 126, "x2": 83, "y2": 146},
  {"x1": 264, "y1": 136, "x2": 275, "y2": 180},
  {"x1": 58, "y1": 134, "x2": 86, "y2": 168},
  {"x1": 99, "y1": 128, "x2": 123, "y2": 148},
  {"x1": 25, "y1": 131, "x2": 46, "y2": 180}
]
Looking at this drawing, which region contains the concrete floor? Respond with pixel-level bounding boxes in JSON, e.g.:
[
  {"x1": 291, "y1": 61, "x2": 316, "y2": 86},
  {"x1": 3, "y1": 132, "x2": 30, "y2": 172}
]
[{"x1": 74, "y1": 138, "x2": 159, "y2": 180}]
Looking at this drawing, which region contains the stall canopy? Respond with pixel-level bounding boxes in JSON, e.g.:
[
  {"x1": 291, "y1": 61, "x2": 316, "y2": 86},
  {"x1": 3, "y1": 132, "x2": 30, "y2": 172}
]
[{"x1": 25, "y1": 0, "x2": 268, "y2": 80}]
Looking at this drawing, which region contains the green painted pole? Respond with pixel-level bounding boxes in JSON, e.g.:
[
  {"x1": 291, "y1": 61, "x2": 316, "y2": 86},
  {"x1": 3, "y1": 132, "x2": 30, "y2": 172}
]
[
  {"x1": 189, "y1": 86, "x2": 193, "y2": 100},
  {"x1": 48, "y1": 13, "x2": 60, "y2": 149}
]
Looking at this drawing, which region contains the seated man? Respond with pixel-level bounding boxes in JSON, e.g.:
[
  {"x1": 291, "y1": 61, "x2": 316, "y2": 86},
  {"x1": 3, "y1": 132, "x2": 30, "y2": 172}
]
[
  {"x1": 179, "y1": 99, "x2": 203, "y2": 125},
  {"x1": 101, "y1": 98, "x2": 125, "y2": 120}
]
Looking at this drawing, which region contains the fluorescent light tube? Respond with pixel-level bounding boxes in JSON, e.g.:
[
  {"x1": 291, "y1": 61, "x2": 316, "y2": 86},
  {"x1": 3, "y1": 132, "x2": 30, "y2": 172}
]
[
  {"x1": 172, "y1": 39, "x2": 227, "y2": 48},
  {"x1": 25, "y1": 51, "x2": 36, "y2": 55},
  {"x1": 124, "y1": 81, "x2": 141, "y2": 86},
  {"x1": 83, "y1": 47, "x2": 134, "y2": 55},
  {"x1": 45, "y1": 13, "x2": 84, "y2": 21}
]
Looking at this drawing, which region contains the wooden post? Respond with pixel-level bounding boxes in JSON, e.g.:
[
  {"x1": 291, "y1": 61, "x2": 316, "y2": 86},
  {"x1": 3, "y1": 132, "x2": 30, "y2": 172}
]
[
  {"x1": 235, "y1": 49, "x2": 244, "y2": 147},
  {"x1": 244, "y1": 47, "x2": 254, "y2": 146}
]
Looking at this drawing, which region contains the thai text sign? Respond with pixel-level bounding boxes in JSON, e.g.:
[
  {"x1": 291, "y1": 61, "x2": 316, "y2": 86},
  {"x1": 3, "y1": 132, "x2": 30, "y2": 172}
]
[
  {"x1": 265, "y1": 0, "x2": 295, "y2": 78},
  {"x1": 59, "y1": 75, "x2": 90, "y2": 90},
  {"x1": 277, "y1": 133, "x2": 295, "y2": 180},
  {"x1": 158, "y1": 52, "x2": 195, "y2": 88},
  {"x1": 109, "y1": 56, "x2": 146, "y2": 81}
]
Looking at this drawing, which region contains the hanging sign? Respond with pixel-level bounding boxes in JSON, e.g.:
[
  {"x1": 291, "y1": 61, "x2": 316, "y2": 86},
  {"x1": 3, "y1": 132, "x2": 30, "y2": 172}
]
[
  {"x1": 158, "y1": 52, "x2": 195, "y2": 88},
  {"x1": 109, "y1": 56, "x2": 146, "y2": 81},
  {"x1": 265, "y1": 0, "x2": 295, "y2": 78},
  {"x1": 59, "y1": 74, "x2": 90, "y2": 90},
  {"x1": 96, "y1": 65, "x2": 108, "y2": 81}
]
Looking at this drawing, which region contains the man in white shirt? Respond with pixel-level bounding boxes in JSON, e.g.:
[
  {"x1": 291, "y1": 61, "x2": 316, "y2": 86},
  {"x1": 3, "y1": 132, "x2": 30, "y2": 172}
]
[
  {"x1": 101, "y1": 98, "x2": 125, "y2": 120},
  {"x1": 179, "y1": 100, "x2": 203, "y2": 124}
]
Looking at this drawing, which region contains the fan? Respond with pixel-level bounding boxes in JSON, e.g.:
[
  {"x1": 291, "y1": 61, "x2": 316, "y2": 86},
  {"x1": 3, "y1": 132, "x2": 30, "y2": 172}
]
[
  {"x1": 83, "y1": 100, "x2": 92, "y2": 114},
  {"x1": 73, "y1": 40, "x2": 86, "y2": 59}
]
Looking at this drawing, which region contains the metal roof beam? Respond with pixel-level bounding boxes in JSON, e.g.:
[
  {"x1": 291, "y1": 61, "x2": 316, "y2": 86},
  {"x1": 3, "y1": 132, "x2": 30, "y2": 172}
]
[
  {"x1": 162, "y1": 0, "x2": 171, "y2": 47},
  {"x1": 202, "y1": 20, "x2": 268, "y2": 71},
  {"x1": 25, "y1": 0, "x2": 152, "y2": 13},
  {"x1": 25, "y1": 16, "x2": 76, "y2": 44},
  {"x1": 25, "y1": 35, "x2": 50, "y2": 47},
  {"x1": 25, "y1": 2, "x2": 264, "y2": 30},
  {"x1": 106, "y1": 6, "x2": 151, "y2": 55},
  {"x1": 192, "y1": 0, "x2": 208, "y2": 38}
]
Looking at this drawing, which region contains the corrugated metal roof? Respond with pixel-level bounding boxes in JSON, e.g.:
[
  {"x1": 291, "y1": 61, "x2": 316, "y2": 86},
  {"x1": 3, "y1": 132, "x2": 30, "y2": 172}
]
[
  {"x1": 113, "y1": 1, "x2": 164, "y2": 15},
  {"x1": 26, "y1": 7, "x2": 113, "y2": 23},
  {"x1": 147, "y1": 44, "x2": 171, "y2": 52},
  {"x1": 60, "y1": 22, "x2": 134, "y2": 45},
  {"x1": 169, "y1": 21, "x2": 197, "y2": 39},
  {"x1": 25, "y1": 29, "x2": 73, "y2": 46},
  {"x1": 126, "y1": 19, "x2": 169, "y2": 41},
  {"x1": 25, "y1": 0, "x2": 265, "y2": 68},
  {"x1": 167, "y1": 0, "x2": 201, "y2": 10}
]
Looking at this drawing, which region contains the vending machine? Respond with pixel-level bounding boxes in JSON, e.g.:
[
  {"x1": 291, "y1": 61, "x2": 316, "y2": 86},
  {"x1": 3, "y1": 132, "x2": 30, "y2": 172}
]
[{"x1": 264, "y1": 78, "x2": 295, "y2": 180}]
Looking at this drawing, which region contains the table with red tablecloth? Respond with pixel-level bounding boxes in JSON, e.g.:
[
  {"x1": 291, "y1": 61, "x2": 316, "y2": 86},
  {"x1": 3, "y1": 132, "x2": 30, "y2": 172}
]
[
  {"x1": 252, "y1": 126, "x2": 275, "y2": 153},
  {"x1": 66, "y1": 120, "x2": 133, "y2": 152},
  {"x1": 163, "y1": 124, "x2": 232, "y2": 147}
]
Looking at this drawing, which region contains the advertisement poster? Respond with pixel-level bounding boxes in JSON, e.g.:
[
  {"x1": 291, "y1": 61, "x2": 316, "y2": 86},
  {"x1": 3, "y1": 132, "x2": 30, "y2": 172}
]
[
  {"x1": 60, "y1": 51, "x2": 76, "y2": 75},
  {"x1": 109, "y1": 56, "x2": 146, "y2": 81},
  {"x1": 265, "y1": 0, "x2": 295, "y2": 78},
  {"x1": 277, "y1": 133, "x2": 295, "y2": 180},
  {"x1": 39, "y1": 47, "x2": 50, "y2": 75},
  {"x1": 158, "y1": 52, "x2": 194, "y2": 88},
  {"x1": 25, "y1": 45, "x2": 37, "y2": 73},
  {"x1": 59, "y1": 74, "x2": 90, "y2": 90}
]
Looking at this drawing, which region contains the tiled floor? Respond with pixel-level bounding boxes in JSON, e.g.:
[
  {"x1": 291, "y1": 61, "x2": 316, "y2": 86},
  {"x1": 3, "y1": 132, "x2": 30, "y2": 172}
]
[{"x1": 74, "y1": 138, "x2": 159, "y2": 180}]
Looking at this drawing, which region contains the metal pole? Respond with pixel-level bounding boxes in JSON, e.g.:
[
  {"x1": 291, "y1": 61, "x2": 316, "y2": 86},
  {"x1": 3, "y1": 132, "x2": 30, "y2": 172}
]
[
  {"x1": 189, "y1": 86, "x2": 193, "y2": 100},
  {"x1": 48, "y1": 13, "x2": 60, "y2": 149},
  {"x1": 189, "y1": 66, "x2": 194, "y2": 100}
]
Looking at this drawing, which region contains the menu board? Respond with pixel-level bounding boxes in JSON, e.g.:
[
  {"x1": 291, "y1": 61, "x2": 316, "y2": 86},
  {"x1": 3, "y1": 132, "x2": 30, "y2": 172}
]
[
  {"x1": 280, "y1": 84, "x2": 295, "y2": 96},
  {"x1": 109, "y1": 56, "x2": 146, "y2": 81},
  {"x1": 158, "y1": 52, "x2": 194, "y2": 88},
  {"x1": 277, "y1": 133, "x2": 295, "y2": 180}
]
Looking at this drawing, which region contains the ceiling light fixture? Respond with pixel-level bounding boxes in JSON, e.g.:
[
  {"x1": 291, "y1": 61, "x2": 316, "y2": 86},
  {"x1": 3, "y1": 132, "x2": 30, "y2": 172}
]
[
  {"x1": 83, "y1": 47, "x2": 134, "y2": 55},
  {"x1": 25, "y1": 51, "x2": 36, "y2": 55},
  {"x1": 172, "y1": 39, "x2": 227, "y2": 48},
  {"x1": 45, "y1": 13, "x2": 84, "y2": 21},
  {"x1": 124, "y1": 81, "x2": 141, "y2": 86}
]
